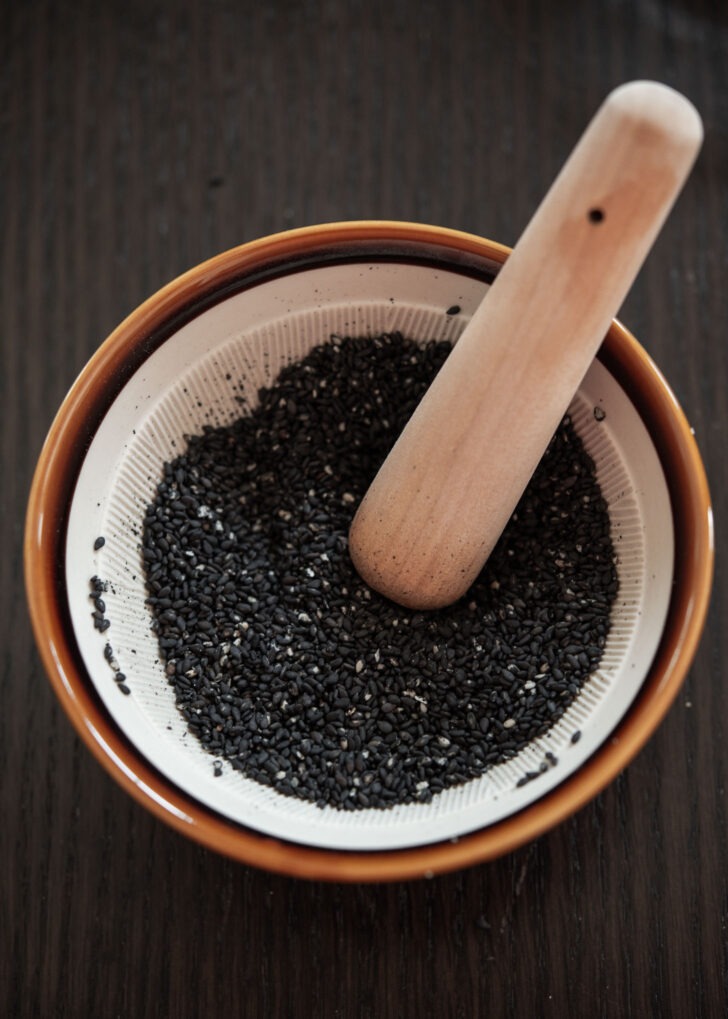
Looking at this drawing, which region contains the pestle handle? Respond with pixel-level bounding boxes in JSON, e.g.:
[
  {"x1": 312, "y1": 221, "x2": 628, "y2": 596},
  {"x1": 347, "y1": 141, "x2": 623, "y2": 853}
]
[{"x1": 348, "y1": 81, "x2": 703, "y2": 610}]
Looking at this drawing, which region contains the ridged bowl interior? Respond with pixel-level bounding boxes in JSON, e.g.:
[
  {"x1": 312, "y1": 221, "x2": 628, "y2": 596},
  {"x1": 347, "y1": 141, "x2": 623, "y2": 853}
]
[{"x1": 64, "y1": 262, "x2": 672, "y2": 850}]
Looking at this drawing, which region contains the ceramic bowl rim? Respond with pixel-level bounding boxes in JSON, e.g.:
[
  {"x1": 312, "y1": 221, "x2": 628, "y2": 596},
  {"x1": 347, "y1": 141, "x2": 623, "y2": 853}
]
[{"x1": 24, "y1": 220, "x2": 714, "y2": 882}]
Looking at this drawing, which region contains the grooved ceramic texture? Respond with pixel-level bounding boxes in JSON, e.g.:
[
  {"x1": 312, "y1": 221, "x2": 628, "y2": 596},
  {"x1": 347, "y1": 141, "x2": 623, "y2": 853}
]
[{"x1": 64, "y1": 263, "x2": 672, "y2": 850}]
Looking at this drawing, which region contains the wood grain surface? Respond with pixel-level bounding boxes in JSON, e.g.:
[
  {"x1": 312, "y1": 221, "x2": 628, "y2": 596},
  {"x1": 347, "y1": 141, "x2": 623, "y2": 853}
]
[{"x1": 2, "y1": 1, "x2": 726, "y2": 1016}]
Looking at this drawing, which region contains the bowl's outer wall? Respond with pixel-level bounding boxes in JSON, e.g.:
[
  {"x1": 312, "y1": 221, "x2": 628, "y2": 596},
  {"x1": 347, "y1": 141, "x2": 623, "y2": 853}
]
[{"x1": 24, "y1": 221, "x2": 713, "y2": 881}]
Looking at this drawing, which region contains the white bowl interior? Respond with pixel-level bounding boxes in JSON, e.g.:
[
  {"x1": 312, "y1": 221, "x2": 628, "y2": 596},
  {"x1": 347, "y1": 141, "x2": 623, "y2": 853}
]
[{"x1": 65, "y1": 261, "x2": 673, "y2": 850}]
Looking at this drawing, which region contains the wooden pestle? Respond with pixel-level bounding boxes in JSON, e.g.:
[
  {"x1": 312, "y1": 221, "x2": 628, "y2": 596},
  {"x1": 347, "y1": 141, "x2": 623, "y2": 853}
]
[{"x1": 348, "y1": 81, "x2": 703, "y2": 610}]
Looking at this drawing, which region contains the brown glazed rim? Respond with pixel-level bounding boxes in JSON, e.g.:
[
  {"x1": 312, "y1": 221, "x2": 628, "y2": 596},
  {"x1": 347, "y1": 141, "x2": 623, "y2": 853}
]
[{"x1": 24, "y1": 221, "x2": 714, "y2": 882}]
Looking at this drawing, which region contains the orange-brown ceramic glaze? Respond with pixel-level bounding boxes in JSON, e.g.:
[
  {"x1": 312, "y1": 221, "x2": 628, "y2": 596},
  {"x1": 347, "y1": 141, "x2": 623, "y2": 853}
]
[{"x1": 24, "y1": 222, "x2": 713, "y2": 882}]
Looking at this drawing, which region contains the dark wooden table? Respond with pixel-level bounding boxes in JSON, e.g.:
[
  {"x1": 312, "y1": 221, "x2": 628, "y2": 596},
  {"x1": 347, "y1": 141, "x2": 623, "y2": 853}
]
[{"x1": 3, "y1": 2, "x2": 726, "y2": 1015}]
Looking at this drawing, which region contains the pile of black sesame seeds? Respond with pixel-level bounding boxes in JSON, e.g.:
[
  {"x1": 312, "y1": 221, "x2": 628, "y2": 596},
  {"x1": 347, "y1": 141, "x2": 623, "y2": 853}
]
[{"x1": 141, "y1": 333, "x2": 618, "y2": 810}]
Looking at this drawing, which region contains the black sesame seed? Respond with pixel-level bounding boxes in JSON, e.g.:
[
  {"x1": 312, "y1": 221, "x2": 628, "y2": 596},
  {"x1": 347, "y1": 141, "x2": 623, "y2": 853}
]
[
  {"x1": 140, "y1": 333, "x2": 617, "y2": 811},
  {"x1": 94, "y1": 536, "x2": 106, "y2": 550}
]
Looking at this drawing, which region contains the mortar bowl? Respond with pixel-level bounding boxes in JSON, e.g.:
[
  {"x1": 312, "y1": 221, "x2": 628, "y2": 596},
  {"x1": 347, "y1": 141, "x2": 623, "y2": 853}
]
[{"x1": 25, "y1": 222, "x2": 713, "y2": 880}]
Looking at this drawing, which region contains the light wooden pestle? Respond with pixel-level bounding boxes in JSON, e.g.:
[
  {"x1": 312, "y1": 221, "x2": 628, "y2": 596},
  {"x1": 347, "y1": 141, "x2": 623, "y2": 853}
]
[{"x1": 348, "y1": 81, "x2": 703, "y2": 610}]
